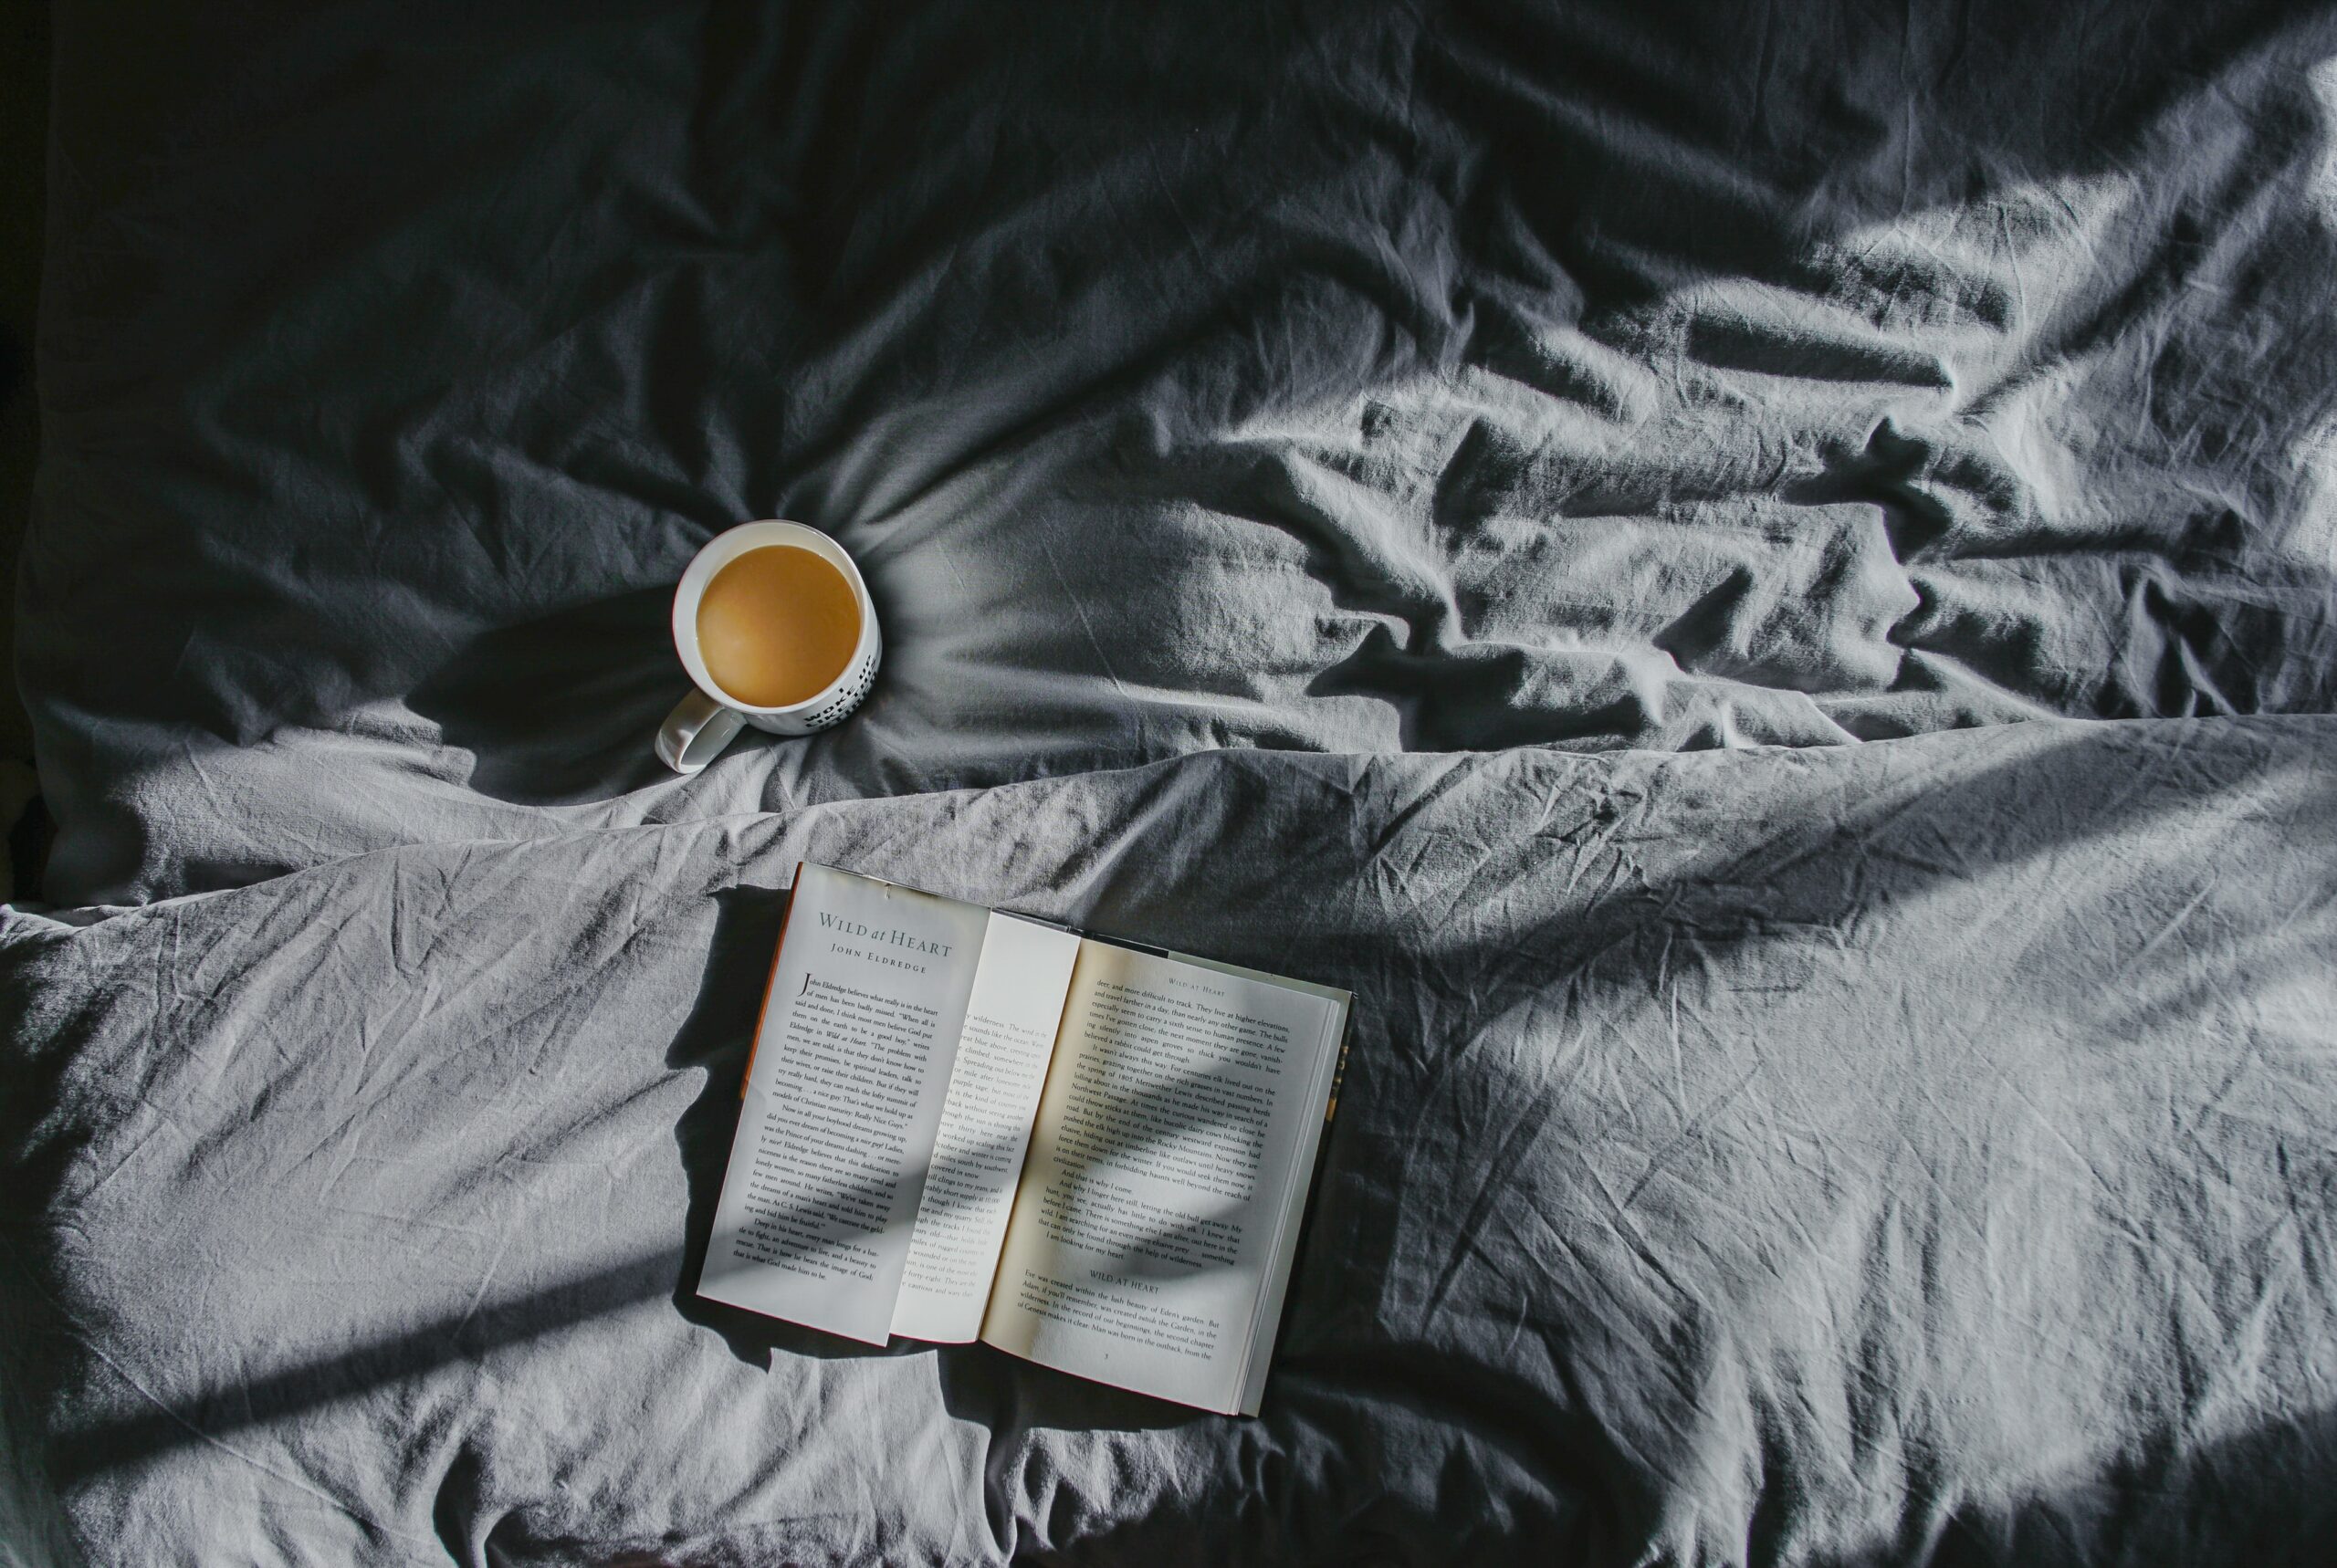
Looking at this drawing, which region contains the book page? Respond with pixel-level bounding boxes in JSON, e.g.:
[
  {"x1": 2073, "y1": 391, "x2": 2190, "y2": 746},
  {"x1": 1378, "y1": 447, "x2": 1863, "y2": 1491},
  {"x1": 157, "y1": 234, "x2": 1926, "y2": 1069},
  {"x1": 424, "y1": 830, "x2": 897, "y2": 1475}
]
[
  {"x1": 697, "y1": 863, "x2": 992, "y2": 1344},
  {"x1": 980, "y1": 941, "x2": 1349, "y2": 1414},
  {"x1": 890, "y1": 913, "x2": 1083, "y2": 1343}
]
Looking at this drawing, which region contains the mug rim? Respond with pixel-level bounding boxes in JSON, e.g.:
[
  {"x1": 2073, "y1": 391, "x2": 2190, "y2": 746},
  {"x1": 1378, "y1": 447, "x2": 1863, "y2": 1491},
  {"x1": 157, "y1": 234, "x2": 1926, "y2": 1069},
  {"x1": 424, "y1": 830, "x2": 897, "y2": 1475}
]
[{"x1": 671, "y1": 520, "x2": 877, "y2": 716}]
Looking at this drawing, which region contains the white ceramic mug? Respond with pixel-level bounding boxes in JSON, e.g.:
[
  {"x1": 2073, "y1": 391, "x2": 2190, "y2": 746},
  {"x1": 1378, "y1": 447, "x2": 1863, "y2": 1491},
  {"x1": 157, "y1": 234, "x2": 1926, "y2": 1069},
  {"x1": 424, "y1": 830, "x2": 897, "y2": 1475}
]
[{"x1": 655, "y1": 520, "x2": 882, "y2": 774}]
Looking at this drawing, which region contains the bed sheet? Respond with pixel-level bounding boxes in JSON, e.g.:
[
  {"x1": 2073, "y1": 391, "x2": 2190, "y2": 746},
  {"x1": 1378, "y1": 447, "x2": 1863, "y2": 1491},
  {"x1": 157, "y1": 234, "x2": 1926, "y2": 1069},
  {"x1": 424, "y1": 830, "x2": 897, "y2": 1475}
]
[
  {"x1": 5, "y1": 717, "x2": 2335, "y2": 1565},
  {"x1": 24, "y1": 0, "x2": 2337, "y2": 905}
]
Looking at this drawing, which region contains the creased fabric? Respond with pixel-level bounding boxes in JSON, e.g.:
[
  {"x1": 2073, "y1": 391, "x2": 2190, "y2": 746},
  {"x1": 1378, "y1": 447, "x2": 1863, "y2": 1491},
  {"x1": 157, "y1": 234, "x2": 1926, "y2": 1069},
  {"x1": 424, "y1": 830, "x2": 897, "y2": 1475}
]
[
  {"x1": 5, "y1": 717, "x2": 2334, "y2": 1565},
  {"x1": 24, "y1": 0, "x2": 2337, "y2": 904},
  {"x1": 15, "y1": 4, "x2": 2337, "y2": 1563}
]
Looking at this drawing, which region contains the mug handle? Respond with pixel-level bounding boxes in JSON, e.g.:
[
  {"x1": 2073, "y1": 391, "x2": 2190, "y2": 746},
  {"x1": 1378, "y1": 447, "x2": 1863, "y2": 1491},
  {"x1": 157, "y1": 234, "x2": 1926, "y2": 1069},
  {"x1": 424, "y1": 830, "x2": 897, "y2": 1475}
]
[{"x1": 655, "y1": 689, "x2": 747, "y2": 774}]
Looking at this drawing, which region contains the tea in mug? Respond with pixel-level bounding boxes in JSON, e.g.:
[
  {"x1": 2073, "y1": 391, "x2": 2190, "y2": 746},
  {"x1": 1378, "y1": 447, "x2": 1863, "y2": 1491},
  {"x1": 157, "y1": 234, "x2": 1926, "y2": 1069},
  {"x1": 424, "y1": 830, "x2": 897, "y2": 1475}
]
[{"x1": 695, "y1": 545, "x2": 861, "y2": 707}]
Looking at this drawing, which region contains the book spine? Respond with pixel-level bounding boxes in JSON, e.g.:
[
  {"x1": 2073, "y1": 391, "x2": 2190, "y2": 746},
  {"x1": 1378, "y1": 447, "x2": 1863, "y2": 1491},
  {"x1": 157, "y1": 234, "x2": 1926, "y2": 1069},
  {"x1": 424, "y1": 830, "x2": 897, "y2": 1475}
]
[
  {"x1": 739, "y1": 863, "x2": 806, "y2": 1100},
  {"x1": 1323, "y1": 1013, "x2": 1354, "y2": 1125}
]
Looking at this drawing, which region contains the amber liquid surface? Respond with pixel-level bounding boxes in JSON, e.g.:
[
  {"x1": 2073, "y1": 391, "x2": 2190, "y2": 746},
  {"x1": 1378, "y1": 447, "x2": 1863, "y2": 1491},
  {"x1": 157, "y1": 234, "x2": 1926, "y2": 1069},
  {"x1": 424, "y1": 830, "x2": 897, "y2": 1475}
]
[{"x1": 695, "y1": 545, "x2": 861, "y2": 707}]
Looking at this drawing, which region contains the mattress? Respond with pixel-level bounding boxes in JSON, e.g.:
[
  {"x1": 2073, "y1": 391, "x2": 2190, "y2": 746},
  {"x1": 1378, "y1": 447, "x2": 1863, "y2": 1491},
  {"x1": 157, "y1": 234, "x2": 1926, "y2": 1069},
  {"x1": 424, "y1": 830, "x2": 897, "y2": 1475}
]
[{"x1": 9, "y1": 2, "x2": 2337, "y2": 1564}]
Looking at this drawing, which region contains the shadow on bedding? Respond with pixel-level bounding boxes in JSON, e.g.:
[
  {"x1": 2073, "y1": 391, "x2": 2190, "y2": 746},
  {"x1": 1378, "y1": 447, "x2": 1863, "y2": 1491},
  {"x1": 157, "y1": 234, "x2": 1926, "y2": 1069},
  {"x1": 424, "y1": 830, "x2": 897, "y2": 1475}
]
[
  {"x1": 24, "y1": 724, "x2": 2332, "y2": 1555},
  {"x1": 1813, "y1": 1406, "x2": 2337, "y2": 1568},
  {"x1": 1242, "y1": 725, "x2": 2333, "y2": 1562},
  {"x1": 36, "y1": 880, "x2": 1196, "y2": 1487},
  {"x1": 561, "y1": 0, "x2": 2325, "y2": 800},
  {"x1": 983, "y1": 1399, "x2": 2337, "y2": 1568},
  {"x1": 29, "y1": 0, "x2": 2337, "y2": 898},
  {"x1": 406, "y1": 585, "x2": 679, "y2": 805}
]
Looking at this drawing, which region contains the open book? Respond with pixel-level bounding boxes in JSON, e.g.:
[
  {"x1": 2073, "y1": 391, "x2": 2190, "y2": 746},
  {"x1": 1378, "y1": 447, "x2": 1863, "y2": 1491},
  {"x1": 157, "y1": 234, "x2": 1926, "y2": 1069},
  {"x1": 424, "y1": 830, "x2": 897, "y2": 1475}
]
[{"x1": 697, "y1": 862, "x2": 1351, "y2": 1416}]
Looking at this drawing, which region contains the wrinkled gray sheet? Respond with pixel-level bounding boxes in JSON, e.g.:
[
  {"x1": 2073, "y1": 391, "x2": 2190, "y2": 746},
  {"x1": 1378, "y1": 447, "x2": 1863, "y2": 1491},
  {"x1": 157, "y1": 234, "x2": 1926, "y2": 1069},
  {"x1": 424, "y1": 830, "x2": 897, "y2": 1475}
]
[
  {"x1": 24, "y1": 1, "x2": 2337, "y2": 905},
  {"x1": 4, "y1": 717, "x2": 2335, "y2": 1564},
  {"x1": 15, "y1": 3, "x2": 2337, "y2": 1563}
]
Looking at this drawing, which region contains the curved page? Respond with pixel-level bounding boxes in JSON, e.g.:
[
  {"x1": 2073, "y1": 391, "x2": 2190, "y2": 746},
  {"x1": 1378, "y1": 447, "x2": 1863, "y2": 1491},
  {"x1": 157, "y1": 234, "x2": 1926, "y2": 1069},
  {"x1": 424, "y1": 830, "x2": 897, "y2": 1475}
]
[
  {"x1": 891, "y1": 912, "x2": 1084, "y2": 1342},
  {"x1": 697, "y1": 863, "x2": 991, "y2": 1344},
  {"x1": 981, "y1": 941, "x2": 1348, "y2": 1413}
]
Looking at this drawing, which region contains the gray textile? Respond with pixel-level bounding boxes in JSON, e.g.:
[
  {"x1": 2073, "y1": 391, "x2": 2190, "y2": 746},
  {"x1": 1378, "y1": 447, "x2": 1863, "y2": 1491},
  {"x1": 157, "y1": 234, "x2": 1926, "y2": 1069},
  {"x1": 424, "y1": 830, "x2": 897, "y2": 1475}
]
[
  {"x1": 5, "y1": 718, "x2": 2335, "y2": 1564},
  {"x1": 21, "y1": 1, "x2": 2337, "y2": 905},
  {"x1": 13, "y1": 2, "x2": 2337, "y2": 1563}
]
